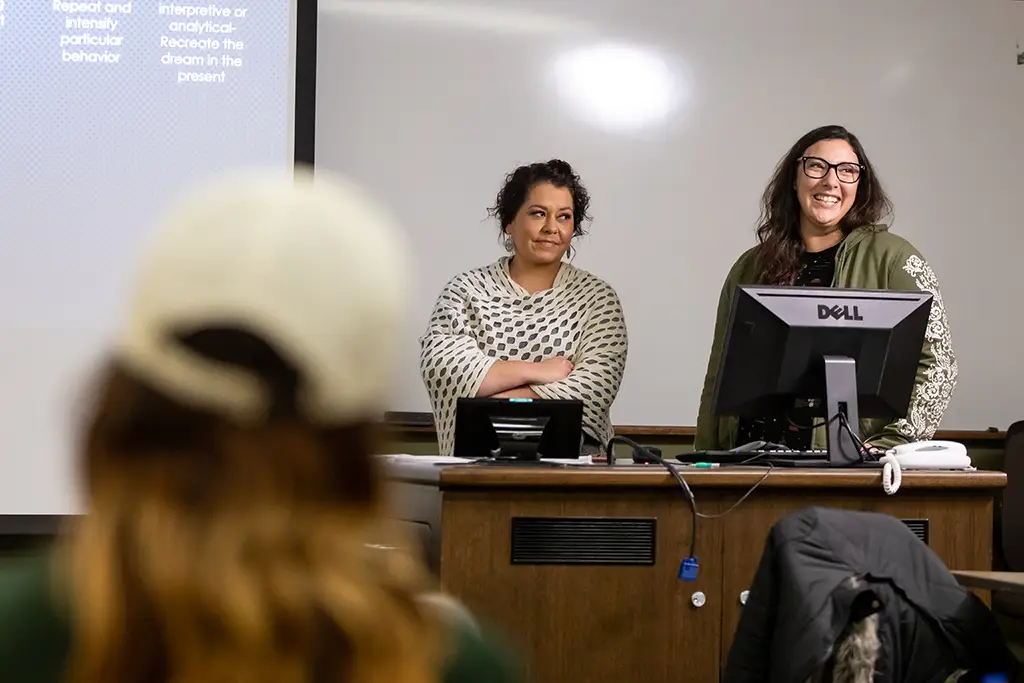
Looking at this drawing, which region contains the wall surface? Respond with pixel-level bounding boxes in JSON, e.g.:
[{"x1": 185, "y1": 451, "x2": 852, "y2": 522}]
[{"x1": 317, "y1": 0, "x2": 1024, "y2": 431}]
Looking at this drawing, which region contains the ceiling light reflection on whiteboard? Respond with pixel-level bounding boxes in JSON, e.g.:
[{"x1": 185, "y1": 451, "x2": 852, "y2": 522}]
[
  {"x1": 550, "y1": 44, "x2": 683, "y2": 134},
  {"x1": 881, "y1": 62, "x2": 914, "y2": 90}
]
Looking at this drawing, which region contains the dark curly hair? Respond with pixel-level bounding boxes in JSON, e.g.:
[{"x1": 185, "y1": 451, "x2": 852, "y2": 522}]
[
  {"x1": 753, "y1": 125, "x2": 893, "y2": 285},
  {"x1": 487, "y1": 159, "x2": 592, "y2": 244}
]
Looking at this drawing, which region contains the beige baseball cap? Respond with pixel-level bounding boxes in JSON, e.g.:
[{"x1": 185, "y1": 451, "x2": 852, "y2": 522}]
[{"x1": 114, "y1": 165, "x2": 410, "y2": 424}]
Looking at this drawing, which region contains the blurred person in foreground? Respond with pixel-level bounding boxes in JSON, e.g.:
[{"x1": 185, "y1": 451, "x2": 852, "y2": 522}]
[{"x1": 0, "y1": 167, "x2": 521, "y2": 683}]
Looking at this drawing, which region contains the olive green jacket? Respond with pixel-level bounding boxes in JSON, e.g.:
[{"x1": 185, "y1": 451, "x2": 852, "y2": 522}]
[
  {"x1": 0, "y1": 549, "x2": 521, "y2": 683},
  {"x1": 695, "y1": 225, "x2": 957, "y2": 451}
]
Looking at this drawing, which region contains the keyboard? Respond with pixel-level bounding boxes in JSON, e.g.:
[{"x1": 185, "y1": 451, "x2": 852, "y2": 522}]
[
  {"x1": 677, "y1": 449, "x2": 828, "y2": 465},
  {"x1": 677, "y1": 449, "x2": 883, "y2": 469}
]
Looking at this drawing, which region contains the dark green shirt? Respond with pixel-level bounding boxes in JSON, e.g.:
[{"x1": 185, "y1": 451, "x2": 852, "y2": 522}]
[{"x1": 0, "y1": 549, "x2": 521, "y2": 683}]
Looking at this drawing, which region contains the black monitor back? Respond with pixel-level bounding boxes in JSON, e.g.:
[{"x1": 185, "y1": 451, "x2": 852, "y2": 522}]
[
  {"x1": 713, "y1": 286, "x2": 932, "y2": 421},
  {"x1": 453, "y1": 397, "x2": 584, "y2": 460}
]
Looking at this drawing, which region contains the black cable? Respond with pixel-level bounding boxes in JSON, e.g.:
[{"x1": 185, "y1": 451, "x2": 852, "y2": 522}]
[
  {"x1": 603, "y1": 414, "x2": 865, "y2": 565},
  {"x1": 787, "y1": 416, "x2": 827, "y2": 431},
  {"x1": 695, "y1": 466, "x2": 773, "y2": 519},
  {"x1": 605, "y1": 435, "x2": 773, "y2": 560},
  {"x1": 602, "y1": 416, "x2": 861, "y2": 566},
  {"x1": 782, "y1": 411, "x2": 867, "y2": 463},
  {"x1": 839, "y1": 413, "x2": 878, "y2": 463},
  {"x1": 752, "y1": 412, "x2": 843, "y2": 451},
  {"x1": 605, "y1": 436, "x2": 698, "y2": 557}
]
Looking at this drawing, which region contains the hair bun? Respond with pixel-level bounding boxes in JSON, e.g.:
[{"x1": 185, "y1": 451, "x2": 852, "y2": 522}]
[{"x1": 546, "y1": 159, "x2": 573, "y2": 174}]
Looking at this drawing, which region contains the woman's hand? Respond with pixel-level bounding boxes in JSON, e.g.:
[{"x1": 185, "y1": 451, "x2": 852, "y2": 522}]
[
  {"x1": 860, "y1": 443, "x2": 885, "y2": 458},
  {"x1": 477, "y1": 357, "x2": 572, "y2": 397},
  {"x1": 492, "y1": 386, "x2": 541, "y2": 400},
  {"x1": 531, "y1": 356, "x2": 573, "y2": 385}
]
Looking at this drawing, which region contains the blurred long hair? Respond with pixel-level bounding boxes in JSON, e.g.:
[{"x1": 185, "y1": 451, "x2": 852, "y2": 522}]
[{"x1": 62, "y1": 327, "x2": 441, "y2": 683}]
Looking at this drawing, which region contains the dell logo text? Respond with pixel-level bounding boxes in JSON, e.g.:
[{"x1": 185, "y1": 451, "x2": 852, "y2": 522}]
[{"x1": 817, "y1": 304, "x2": 863, "y2": 321}]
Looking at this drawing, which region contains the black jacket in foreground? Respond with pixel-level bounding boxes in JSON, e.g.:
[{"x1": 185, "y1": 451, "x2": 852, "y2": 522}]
[{"x1": 723, "y1": 507, "x2": 1018, "y2": 683}]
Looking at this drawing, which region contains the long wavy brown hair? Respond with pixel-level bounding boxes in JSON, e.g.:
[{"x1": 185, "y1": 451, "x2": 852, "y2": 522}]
[
  {"x1": 62, "y1": 328, "x2": 441, "y2": 683},
  {"x1": 752, "y1": 125, "x2": 893, "y2": 285}
]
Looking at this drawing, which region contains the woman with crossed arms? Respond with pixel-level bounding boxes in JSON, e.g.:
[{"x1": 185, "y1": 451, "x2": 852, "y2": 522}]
[
  {"x1": 696, "y1": 125, "x2": 957, "y2": 452},
  {"x1": 420, "y1": 159, "x2": 628, "y2": 457}
]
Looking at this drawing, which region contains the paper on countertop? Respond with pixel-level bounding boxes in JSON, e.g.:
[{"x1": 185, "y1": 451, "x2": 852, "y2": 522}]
[
  {"x1": 545, "y1": 456, "x2": 593, "y2": 466},
  {"x1": 379, "y1": 454, "x2": 473, "y2": 465}
]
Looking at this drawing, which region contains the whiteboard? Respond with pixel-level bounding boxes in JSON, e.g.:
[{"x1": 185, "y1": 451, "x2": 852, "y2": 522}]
[{"x1": 316, "y1": 0, "x2": 1024, "y2": 430}]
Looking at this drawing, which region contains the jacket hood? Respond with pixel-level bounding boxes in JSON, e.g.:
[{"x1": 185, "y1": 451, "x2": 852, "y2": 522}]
[{"x1": 841, "y1": 223, "x2": 890, "y2": 251}]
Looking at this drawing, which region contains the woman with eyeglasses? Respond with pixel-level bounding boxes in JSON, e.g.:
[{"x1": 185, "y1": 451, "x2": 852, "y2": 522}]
[{"x1": 695, "y1": 125, "x2": 957, "y2": 453}]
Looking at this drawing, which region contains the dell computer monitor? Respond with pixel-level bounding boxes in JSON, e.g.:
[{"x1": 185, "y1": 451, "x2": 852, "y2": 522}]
[
  {"x1": 713, "y1": 285, "x2": 933, "y2": 466},
  {"x1": 453, "y1": 397, "x2": 584, "y2": 462}
]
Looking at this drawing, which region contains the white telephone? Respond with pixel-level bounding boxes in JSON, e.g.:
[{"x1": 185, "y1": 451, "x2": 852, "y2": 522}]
[{"x1": 880, "y1": 440, "x2": 973, "y2": 495}]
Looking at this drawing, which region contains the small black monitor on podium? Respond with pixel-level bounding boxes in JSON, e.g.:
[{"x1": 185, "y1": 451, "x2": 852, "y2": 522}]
[
  {"x1": 453, "y1": 397, "x2": 584, "y2": 463},
  {"x1": 713, "y1": 285, "x2": 933, "y2": 467}
]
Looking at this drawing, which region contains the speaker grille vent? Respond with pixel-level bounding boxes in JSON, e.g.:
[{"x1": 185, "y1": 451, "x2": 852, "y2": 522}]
[
  {"x1": 901, "y1": 518, "x2": 929, "y2": 544},
  {"x1": 510, "y1": 517, "x2": 656, "y2": 565}
]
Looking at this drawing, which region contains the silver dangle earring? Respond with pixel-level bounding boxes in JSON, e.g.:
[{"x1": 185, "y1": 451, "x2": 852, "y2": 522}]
[{"x1": 504, "y1": 236, "x2": 514, "y2": 252}]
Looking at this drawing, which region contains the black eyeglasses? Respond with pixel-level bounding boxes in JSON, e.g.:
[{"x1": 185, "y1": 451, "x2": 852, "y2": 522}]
[{"x1": 799, "y1": 156, "x2": 863, "y2": 184}]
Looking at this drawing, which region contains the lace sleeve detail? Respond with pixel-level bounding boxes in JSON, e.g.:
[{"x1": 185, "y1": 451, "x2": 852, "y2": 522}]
[{"x1": 892, "y1": 255, "x2": 958, "y2": 440}]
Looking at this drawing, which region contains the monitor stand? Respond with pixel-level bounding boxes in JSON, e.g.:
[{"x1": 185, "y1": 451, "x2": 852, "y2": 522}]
[
  {"x1": 470, "y1": 414, "x2": 565, "y2": 466},
  {"x1": 823, "y1": 355, "x2": 863, "y2": 467},
  {"x1": 738, "y1": 356, "x2": 875, "y2": 469},
  {"x1": 758, "y1": 356, "x2": 871, "y2": 469}
]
